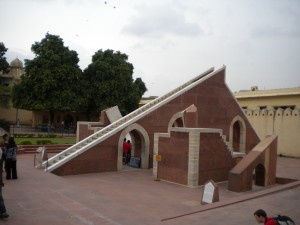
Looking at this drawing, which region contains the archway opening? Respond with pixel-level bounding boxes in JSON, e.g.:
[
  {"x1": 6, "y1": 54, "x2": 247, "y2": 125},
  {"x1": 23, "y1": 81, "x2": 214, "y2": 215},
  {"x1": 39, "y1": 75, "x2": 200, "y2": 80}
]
[
  {"x1": 232, "y1": 121, "x2": 241, "y2": 151},
  {"x1": 122, "y1": 133, "x2": 132, "y2": 166},
  {"x1": 230, "y1": 115, "x2": 246, "y2": 153},
  {"x1": 118, "y1": 124, "x2": 149, "y2": 171},
  {"x1": 172, "y1": 117, "x2": 184, "y2": 127},
  {"x1": 254, "y1": 164, "x2": 265, "y2": 186}
]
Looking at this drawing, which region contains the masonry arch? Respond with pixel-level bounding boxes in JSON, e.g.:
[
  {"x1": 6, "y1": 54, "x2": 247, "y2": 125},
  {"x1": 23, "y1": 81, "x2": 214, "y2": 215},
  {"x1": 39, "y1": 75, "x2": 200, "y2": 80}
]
[
  {"x1": 118, "y1": 123, "x2": 150, "y2": 171},
  {"x1": 229, "y1": 115, "x2": 246, "y2": 152},
  {"x1": 168, "y1": 111, "x2": 184, "y2": 132}
]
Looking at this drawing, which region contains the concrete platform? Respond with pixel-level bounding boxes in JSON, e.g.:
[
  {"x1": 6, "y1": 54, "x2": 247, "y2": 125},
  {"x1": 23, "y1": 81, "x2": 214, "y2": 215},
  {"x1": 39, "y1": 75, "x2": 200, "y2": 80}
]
[{"x1": 2, "y1": 155, "x2": 299, "y2": 225}]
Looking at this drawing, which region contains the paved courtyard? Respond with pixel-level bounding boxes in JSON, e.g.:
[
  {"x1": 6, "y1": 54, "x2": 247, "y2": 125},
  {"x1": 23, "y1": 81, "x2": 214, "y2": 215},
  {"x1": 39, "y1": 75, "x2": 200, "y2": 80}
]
[{"x1": 1, "y1": 155, "x2": 299, "y2": 225}]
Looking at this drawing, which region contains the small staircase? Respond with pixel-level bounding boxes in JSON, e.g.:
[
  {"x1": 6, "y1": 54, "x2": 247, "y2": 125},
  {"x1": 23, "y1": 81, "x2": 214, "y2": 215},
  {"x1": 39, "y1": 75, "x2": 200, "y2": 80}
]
[
  {"x1": 217, "y1": 130, "x2": 245, "y2": 158},
  {"x1": 43, "y1": 67, "x2": 216, "y2": 172},
  {"x1": 220, "y1": 134, "x2": 233, "y2": 152},
  {"x1": 220, "y1": 133, "x2": 246, "y2": 158}
]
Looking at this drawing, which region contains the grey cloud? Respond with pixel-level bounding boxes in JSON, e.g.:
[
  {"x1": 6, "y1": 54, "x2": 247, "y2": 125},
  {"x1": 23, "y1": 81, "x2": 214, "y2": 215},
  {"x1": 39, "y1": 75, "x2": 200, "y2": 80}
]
[
  {"x1": 251, "y1": 26, "x2": 300, "y2": 38},
  {"x1": 250, "y1": 1, "x2": 300, "y2": 39},
  {"x1": 122, "y1": 3, "x2": 203, "y2": 38}
]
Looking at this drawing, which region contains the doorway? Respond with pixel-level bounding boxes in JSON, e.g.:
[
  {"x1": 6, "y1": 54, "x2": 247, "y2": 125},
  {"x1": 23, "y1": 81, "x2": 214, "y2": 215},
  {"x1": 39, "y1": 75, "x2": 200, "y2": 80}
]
[
  {"x1": 254, "y1": 164, "x2": 265, "y2": 186},
  {"x1": 229, "y1": 115, "x2": 246, "y2": 153},
  {"x1": 118, "y1": 123, "x2": 149, "y2": 171}
]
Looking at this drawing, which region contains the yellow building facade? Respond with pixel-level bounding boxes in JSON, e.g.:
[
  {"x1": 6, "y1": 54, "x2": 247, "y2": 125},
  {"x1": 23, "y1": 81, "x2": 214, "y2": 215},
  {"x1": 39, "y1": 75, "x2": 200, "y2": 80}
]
[{"x1": 235, "y1": 87, "x2": 300, "y2": 157}]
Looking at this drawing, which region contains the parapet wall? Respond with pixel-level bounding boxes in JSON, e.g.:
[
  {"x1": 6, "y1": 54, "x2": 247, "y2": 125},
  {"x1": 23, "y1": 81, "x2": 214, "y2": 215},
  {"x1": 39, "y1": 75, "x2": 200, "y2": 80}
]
[{"x1": 244, "y1": 107, "x2": 300, "y2": 157}]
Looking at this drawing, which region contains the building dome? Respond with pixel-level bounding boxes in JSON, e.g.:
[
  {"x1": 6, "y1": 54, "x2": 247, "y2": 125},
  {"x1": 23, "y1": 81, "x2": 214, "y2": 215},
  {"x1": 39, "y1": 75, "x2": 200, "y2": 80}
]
[{"x1": 10, "y1": 58, "x2": 23, "y2": 68}]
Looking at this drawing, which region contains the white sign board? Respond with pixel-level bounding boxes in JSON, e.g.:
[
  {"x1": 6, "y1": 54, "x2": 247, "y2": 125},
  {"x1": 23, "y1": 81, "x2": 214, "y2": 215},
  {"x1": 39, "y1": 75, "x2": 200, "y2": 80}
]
[
  {"x1": 202, "y1": 182, "x2": 215, "y2": 203},
  {"x1": 201, "y1": 180, "x2": 219, "y2": 205}
]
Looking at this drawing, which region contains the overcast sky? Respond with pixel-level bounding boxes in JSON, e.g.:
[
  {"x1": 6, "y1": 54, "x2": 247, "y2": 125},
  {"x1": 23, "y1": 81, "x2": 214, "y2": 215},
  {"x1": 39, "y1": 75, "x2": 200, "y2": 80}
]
[{"x1": 1, "y1": 0, "x2": 299, "y2": 96}]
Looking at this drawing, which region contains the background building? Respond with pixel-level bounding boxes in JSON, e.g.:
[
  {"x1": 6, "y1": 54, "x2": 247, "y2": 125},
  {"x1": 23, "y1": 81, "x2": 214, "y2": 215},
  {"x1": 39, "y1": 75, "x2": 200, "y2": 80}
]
[
  {"x1": 0, "y1": 59, "x2": 77, "y2": 133},
  {"x1": 0, "y1": 58, "x2": 32, "y2": 126},
  {"x1": 235, "y1": 86, "x2": 300, "y2": 157}
]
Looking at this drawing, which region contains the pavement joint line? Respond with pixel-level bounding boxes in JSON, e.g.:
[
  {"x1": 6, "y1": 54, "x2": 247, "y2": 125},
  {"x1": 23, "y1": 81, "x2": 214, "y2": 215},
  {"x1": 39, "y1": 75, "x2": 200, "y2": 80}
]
[{"x1": 160, "y1": 180, "x2": 300, "y2": 222}]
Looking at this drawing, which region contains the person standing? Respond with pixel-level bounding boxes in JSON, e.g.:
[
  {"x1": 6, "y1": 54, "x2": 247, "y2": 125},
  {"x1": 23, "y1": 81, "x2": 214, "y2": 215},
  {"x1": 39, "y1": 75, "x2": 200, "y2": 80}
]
[
  {"x1": 126, "y1": 140, "x2": 132, "y2": 165},
  {"x1": 0, "y1": 145, "x2": 9, "y2": 219},
  {"x1": 1, "y1": 134, "x2": 8, "y2": 173},
  {"x1": 47, "y1": 122, "x2": 51, "y2": 134},
  {"x1": 254, "y1": 209, "x2": 276, "y2": 225},
  {"x1": 4, "y1": 137, "x2": 18, "y2": 180},
  {"x1": 1, "y1": 134, "x2": 8, "y2": 149},
  {"x1": 123, "y1": 138, "x2": 128, "y2": 164}
]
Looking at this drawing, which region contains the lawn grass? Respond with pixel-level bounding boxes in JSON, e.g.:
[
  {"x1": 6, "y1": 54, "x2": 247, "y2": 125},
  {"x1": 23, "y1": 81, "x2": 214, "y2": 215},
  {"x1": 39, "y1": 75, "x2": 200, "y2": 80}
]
[{"x1": 15, "y1": 137, "x2": 76, "y2": 145}]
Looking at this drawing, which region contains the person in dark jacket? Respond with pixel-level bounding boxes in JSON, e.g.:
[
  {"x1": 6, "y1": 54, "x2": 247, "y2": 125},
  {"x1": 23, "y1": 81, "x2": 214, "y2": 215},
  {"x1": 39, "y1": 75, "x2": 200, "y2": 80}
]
[
  {"x1": 0, "y1": 146, "x2": 9, "y2": 219},
  {"x1": 4, "y1": 137, "x2": 18, "y2": 180}
]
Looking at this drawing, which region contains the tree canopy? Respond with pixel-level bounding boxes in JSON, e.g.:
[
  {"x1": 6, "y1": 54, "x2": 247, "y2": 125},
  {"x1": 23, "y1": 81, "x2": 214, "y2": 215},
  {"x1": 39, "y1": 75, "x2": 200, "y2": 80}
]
[
  {"x1": 0, "y1": 42, "x2": 9, "y2": 73},
  {"x1": 0, "y1": 42, "x2": 10, "y2": 108},
  {"x1": 11, "y1": 34, "x2": 147, "y2": 122},
  {"x1": 12, "y1": 33, "x2": 84, "y2": 121},
  {"x1": 83, "y1": 49, "x2": 147, "y2": 118}
]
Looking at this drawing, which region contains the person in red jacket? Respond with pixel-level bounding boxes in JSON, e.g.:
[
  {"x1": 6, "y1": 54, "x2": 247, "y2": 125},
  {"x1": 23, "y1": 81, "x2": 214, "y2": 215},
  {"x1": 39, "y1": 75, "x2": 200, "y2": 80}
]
[
  {"x1": 254, "y1": 209, "x2": 276, "y2": 225},
  {"x1": 122, "y1": 138, "x2": 128, "y2": 164},
  {"x1": 126, "y1": 140, "x2": 131, "y2": 165}
]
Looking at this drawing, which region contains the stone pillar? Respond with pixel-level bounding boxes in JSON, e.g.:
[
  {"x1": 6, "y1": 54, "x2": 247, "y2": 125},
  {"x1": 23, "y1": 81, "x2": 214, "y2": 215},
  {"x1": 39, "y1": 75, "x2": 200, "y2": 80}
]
[
  {"x1": 153, "y1": 133, "x2": 170, "y2": 178},
  {"x1": 187, "y1": 130, "x2": 200, "y2": 187}
]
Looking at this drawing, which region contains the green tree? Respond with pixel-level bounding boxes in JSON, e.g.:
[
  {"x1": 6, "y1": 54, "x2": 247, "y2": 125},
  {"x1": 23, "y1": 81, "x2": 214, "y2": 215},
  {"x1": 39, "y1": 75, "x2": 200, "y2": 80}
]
[
  {"x1": 0, "y1": 42, "x2": 9, "y2": 73},
  {"x1": 0, "y1": 42, "x2": 11, "y2": 108},
  {"x1": 83, "y1": 49, "x2": 147, "y2": 119},
  {"x1": 12, "y1": 33, "x2": 84, "y2": 122}
]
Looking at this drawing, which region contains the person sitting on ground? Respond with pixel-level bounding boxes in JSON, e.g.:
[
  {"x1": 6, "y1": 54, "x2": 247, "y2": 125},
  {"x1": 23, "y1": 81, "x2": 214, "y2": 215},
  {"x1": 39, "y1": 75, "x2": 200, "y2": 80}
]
[{"x1": 254, "y1": 209, "x2": 276, "y2": 225}]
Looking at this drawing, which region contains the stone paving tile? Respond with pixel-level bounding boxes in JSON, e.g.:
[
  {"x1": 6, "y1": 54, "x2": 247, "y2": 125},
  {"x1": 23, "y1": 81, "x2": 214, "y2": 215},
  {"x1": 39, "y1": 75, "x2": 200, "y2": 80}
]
[{"x1": 1, "y1": 155, "x2": 299, "y2": 225}]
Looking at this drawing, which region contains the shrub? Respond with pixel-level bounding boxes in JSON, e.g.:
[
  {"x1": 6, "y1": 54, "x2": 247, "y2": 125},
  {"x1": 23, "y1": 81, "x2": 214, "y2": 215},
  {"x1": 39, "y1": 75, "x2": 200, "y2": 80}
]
[
  {"x1": 36, "y1": 140, "x2": 53, "y2": 145},
  {"x1": 47, "y1": 134, "x2": 57, "y2": 138},
  {"x1": 19, "y1": 140, "x2": 32, "y2": 145}
]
